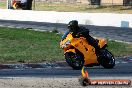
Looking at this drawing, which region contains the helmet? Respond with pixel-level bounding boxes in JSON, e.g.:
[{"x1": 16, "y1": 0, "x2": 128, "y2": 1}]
[{"x1": 68, "y1": 20, "x2": 79, "y2": 33}]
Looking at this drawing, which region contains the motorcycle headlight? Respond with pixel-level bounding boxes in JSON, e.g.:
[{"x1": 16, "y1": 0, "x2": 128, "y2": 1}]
[{"x1": 61, "y1": 40, "x2": 71, "y2": 48}]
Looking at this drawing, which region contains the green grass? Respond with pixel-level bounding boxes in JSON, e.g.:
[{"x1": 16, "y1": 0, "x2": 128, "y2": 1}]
[
  {"x1": 0, "y1": 2, "x2": 6, "y2": 9},
  {"x1": 0, "y1": 27, "x2": 64, "y2": 63},
  {"x1": 34, "y1": 3, "x2": 88, "y2": 12},
  {"x1": 0, "y1": 27, "x2": 132, "y2": 63},
  {"x1": 34, "y1": 3, "x2": 132, "y2": 14},
  {"x1": 107, "y1": 40, "x2": 132, "y2": 57}
]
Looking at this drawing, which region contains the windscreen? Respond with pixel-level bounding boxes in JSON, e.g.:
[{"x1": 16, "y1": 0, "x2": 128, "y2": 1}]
[{"x1": 61, "y1": 31, "x2": 69, "y2": 40}]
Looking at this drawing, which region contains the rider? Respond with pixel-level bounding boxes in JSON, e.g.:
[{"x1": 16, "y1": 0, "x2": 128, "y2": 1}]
[{"x1": 67, "y1": 20, "x2": 100, "y2": 57}]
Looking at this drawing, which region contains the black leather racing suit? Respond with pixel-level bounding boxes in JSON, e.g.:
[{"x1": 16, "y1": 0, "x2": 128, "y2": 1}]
[{"x1": 71, "y1": 26, "x2": 100, "y2": 55}]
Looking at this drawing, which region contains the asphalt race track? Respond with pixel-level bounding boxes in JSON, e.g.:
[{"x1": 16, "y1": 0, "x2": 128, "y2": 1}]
[
  {"x1": 0, "y1": 57, "x2": 131, "y2": 77},
  {"x1": 0, "y1": 20, "x2": 132, "y2": 78}
]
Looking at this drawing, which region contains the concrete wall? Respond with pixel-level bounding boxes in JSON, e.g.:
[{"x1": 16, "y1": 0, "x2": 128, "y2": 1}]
[{"x1": 0, "y1": 9, "x2": 131, "y2": 28}]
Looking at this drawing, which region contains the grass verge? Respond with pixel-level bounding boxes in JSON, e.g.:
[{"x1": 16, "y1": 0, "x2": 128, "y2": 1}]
[
  {"x1": 0, "y1": 27, "x2": 63, "y2": 63},
  {"x1": 107, "y1": 40, "x2": 132, "y2": 57},
  {"x1": 34, "y1": 3, "x2": 132, "y2": 13},
  {"x1": 0, "y1": 27, "x2": 132, "y2": 63},
  {"x1": 0, "y1": 2, "x2": 6, "y2": 9}
]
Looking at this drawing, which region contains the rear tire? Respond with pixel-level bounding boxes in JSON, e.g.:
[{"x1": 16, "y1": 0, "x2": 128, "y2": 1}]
[
  {"x1": 98, "y1": 49, "x2": 115, "y2": 69},
  {"x1": 65, "y1": 52, "x2": 84, "y2": 70}
]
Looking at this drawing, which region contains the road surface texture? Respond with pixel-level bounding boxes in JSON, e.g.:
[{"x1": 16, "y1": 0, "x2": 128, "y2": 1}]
[
  {"x1": 0, "y1": 57, "x2": 131, "y2": 88},
  {"x1": 0, "y1": 77, "x2": 131, "y2": 88},
  {"x1": 0, "y1": 20, "x2": 132, "y2": 88},
  {"x1": 0, "y1": 57, "x2": 131, "y2": 77}
]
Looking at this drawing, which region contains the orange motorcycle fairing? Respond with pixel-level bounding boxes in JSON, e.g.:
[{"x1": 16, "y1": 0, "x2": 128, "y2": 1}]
[{"x1": 60, "y1": 33, "x2": 107, "y2": 65}]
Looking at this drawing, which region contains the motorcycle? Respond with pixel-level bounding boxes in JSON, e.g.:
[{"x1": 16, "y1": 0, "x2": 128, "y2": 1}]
[{"x1": 60, "y1": 31, "x2": 115, "y2": 70}]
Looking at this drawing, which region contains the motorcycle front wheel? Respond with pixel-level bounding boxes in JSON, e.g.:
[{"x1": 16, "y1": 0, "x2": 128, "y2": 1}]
[
  {"x1": 65, "y1": 52, "x2": 84, "y2": 70},
  {"x1": 98, "y1": 49, "x2": 115, "y2": 69}
]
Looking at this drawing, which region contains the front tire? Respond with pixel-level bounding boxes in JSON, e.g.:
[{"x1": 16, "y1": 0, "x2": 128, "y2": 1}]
[
  {"x1": 65, "y1": 52, "x2": 84, "y2": 70},
  {"x1": 98, "y1": 49, "x2": 115, "y2": 69}
]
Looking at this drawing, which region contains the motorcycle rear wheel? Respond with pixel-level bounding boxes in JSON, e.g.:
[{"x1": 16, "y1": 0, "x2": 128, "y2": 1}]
[{"x1": 98, "y1": 49, "x2": 115, "y2": 69}]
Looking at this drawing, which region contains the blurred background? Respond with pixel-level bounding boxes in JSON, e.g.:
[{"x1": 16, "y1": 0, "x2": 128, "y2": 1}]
[{"x1": 0, "y1": 0, "x2": 131, "y2": 9}]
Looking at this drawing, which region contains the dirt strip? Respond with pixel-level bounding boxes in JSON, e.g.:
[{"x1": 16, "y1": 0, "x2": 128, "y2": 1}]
[{"x1": 0, "y1": 77, "x2": 131, "y2": 88}]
